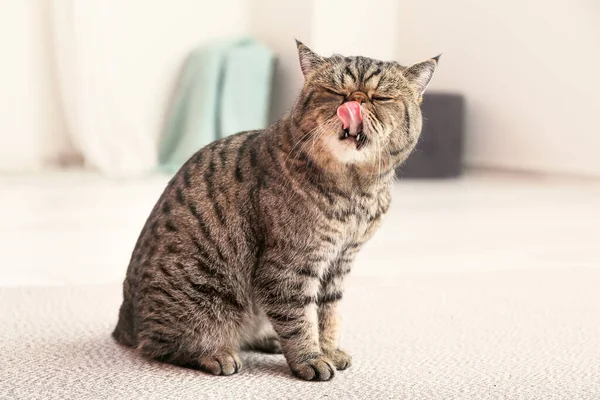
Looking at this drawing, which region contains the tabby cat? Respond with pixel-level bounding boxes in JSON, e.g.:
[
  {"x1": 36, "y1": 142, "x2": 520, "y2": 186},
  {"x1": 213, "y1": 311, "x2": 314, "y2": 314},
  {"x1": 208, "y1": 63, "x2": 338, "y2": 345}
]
[{"x1": 113, "y1": 40, "x2": 439, "y2": 381}]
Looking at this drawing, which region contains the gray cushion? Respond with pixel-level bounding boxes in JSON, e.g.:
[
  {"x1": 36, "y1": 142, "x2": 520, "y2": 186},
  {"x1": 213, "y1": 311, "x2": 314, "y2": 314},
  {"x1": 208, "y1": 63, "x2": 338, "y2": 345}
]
[{"x1": 397, "y1": 93, "x2": 465, "y2": 178}]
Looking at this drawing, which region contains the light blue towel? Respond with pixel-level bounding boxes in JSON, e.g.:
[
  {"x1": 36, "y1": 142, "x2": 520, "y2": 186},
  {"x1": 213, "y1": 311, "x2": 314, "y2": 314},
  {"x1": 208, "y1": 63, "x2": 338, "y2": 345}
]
[{"x1": 159, "y1": 37, "x2": 274, "y2": 172}]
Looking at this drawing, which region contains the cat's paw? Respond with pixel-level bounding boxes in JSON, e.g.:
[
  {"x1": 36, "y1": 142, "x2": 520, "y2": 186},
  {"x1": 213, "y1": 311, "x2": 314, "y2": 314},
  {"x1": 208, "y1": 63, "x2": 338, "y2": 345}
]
[
  {"x1": 323, "y1": 348, "x2": 352, "y2": 370},
  {"x1": 290, "y1": 355, "x2": 335, "y2": 381},
  {"x1": 198, "y1": 350, "x2": 242, "y2": 376}
]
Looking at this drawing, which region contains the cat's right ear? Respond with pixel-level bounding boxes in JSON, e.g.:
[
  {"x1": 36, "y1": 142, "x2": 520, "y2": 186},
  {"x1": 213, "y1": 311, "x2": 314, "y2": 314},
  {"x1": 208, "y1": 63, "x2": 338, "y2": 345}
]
[{"x1": 295, "y1": 39, "x2": 324, "y2": 78}]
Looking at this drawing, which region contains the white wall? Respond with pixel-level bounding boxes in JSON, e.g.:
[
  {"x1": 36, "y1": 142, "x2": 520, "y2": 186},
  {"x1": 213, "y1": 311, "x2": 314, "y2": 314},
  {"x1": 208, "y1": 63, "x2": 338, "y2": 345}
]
[
  {"x1": 311, "y1": 0, "x2": 400, "y2": 61},
  {"x1": 395, "y1": 0, "x2": 600, "y2": 176},
  {"x1": 249, "y1": 0, "x2": 402, "y2": 121},
  {"x1": 248, "y1": 0, "x2": 314, "y2": 121}
]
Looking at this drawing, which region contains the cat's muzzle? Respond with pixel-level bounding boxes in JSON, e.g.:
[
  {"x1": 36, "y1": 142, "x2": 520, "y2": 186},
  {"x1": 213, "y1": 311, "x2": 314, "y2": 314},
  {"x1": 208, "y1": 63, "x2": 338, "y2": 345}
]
[
  {"x1": 341, "y1": 128, "x2": 367, "y2": 150},
  {"x1": 337, "y1": 101, "x2": 367, "y2": 150}
]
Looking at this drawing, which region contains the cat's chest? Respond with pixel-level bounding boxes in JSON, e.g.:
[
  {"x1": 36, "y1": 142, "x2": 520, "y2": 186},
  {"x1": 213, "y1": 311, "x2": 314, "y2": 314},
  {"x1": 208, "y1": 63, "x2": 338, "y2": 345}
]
[{"x1": 326, "y1": 194, "x2": 384, "y2": 243}]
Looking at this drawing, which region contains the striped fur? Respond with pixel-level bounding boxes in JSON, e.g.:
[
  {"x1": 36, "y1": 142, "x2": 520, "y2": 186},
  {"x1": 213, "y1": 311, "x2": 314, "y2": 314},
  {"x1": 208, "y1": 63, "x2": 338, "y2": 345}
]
[{"x1": 113, "y1": 41, "x2": 439, "y2": 381}]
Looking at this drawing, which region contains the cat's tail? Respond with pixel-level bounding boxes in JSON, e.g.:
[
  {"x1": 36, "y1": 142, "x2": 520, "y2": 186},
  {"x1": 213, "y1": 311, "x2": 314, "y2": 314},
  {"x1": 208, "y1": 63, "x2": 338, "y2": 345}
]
[{"x1": 112, "y1": 293, "x2": 137, "y2": 348}]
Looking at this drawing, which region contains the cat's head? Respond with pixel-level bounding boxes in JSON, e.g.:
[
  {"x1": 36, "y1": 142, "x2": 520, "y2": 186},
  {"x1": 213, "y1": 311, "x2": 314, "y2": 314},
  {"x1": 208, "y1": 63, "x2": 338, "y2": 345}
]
[{"x1": 291, "y1": 40, "x2": 439, "y2": 169}]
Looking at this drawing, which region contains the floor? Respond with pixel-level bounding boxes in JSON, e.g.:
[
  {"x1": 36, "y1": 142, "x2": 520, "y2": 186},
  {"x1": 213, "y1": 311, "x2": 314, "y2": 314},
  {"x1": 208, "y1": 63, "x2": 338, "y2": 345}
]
[
  {"x1": 1, "y1": 171, "x2": 599, "y2": 286},
  {"x1": 3, "y1": 269, "x2": 600, "y2": 399},
  {"x1": 2, "y1": 171, "x2": 600, "y2": 398}
]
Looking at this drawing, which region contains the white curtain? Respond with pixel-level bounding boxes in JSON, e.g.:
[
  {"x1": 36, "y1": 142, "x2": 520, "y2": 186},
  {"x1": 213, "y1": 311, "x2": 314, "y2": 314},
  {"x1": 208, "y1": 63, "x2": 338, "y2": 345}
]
[
  {"x1": 49, "y1": 1, "x2": 157, "y2": 177},
  {"x1": 0, "y1": 0, "x2": 249, "y2": 174}
]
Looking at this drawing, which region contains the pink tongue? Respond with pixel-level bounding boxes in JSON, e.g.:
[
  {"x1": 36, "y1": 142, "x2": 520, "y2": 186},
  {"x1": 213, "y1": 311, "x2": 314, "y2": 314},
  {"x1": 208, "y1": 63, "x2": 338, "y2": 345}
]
[{"x1": 337, "y1": 101, "x2": 363, "y2": 133}]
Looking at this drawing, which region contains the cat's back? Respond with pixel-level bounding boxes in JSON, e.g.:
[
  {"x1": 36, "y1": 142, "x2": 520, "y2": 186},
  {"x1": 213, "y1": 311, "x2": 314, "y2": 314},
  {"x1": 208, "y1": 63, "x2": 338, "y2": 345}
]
[
  {"x1": 138, "y1": 128, "x2": 265, "y2": 256},
  {"x1": 113, "y1": 129, "x2": 267, "y2": 346}
]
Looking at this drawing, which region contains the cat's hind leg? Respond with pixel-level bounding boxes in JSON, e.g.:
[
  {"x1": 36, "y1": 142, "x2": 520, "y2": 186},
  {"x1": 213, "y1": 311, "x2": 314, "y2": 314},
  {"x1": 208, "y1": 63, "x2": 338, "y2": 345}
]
[
  {"x1": 135, "y1": 293, "x2": 251, "y2": 376},
  {"x1": 197, "y1": 350, "x2": 243, "y2": 375},
  {"x1": 139, "y1": 330, "x2": 246, "y2": 376}
]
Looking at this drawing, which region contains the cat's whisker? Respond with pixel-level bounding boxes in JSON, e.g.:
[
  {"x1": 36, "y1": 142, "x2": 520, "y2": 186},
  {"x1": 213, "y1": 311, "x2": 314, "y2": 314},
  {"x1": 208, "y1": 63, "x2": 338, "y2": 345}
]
[
  {"x1": 364, "y1": 109, "x2": 384, "y2": 186},
  {"x1": 369, "y1": 111, "x2": 394, "y2": 183},
  {"x1": 284, "y1": 125, "x2": 322, "y2": 165},
  {"x1": 290, "y1": 117, "x2": 340, "y2": 163},
  {"x1": 293, "y1": 124, "x2": 327, "y2": 163},
  {"x1": 294, "y1": 118, "x2": 337, "y2": 163}
]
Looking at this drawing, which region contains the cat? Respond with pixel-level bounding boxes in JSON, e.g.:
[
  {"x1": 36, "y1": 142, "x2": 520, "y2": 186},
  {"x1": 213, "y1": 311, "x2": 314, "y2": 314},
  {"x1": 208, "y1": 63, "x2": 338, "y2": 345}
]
[{"x1": 113, "y1": 40, "x2": 439, "y2": 381}]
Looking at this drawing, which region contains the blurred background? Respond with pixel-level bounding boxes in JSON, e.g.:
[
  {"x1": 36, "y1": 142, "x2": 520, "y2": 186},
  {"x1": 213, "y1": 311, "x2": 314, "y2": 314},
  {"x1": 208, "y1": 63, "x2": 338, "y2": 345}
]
[{"x1": 1, "y1": 0, "x2": 599, "y2": 286}]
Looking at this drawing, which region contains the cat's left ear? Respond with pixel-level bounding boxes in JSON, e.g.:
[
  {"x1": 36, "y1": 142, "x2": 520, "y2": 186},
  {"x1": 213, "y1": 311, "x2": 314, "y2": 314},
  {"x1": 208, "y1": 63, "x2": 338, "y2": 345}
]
[
  {"x1": 295, "y1": 39, "x2": 324, "y2": 77},
  {"x1": 403, "y1": 55, "x2": 441, "y2": 97}
]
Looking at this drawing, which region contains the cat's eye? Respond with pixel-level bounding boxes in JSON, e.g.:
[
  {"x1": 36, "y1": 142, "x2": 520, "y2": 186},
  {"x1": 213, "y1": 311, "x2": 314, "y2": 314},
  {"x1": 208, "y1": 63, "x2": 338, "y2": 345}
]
[
  {"x1": 371, "y1": 96, "x2": 395, "y2": 102},
  {"x1": 323, "y1": 88, "x2": 345, "y2": 97}
]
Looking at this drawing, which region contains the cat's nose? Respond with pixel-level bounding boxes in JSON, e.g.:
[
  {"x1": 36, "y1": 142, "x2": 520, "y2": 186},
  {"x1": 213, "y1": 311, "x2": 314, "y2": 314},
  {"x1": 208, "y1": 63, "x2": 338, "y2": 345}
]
[
  {"x1": 337, "y1": 101, "x2": 363, "y2": 135},
  {"x1": 348, "y1": 91, "x2": 369, "y2": 104}
]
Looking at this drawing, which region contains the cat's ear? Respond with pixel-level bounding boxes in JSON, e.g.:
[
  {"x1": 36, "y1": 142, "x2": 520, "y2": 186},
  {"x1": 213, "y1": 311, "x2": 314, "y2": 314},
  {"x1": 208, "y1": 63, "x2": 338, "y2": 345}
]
[
  {"x1": 403, "y1": 55, "x2": 441, "y2": 97},
  {"x1": 295, "y1": 39, "x2": 324, "y2": 77}
]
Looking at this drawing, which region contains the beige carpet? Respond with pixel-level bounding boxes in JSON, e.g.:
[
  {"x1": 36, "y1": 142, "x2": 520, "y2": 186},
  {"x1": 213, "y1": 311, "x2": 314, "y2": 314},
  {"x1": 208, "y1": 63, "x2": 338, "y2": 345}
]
[{"x1": 1, "y1": 269, "x2": 599, "y2": 400}]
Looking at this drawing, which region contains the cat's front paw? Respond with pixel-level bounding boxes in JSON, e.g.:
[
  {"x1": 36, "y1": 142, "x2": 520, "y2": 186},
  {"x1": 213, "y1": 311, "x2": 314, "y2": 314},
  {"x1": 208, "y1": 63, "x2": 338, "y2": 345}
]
[
  {"x1": 290, "y1": 355, "x2": 335, "y2": 381},
  {"x1": 323, "y1": 348, "x2": 352, "y2": 370}
]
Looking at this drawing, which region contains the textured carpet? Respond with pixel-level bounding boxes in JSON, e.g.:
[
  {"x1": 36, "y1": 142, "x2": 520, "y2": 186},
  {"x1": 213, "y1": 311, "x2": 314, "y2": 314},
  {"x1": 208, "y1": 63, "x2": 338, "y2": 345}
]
[{"x1": 1, "y1": 269, "x2": 599, "y2": 400}]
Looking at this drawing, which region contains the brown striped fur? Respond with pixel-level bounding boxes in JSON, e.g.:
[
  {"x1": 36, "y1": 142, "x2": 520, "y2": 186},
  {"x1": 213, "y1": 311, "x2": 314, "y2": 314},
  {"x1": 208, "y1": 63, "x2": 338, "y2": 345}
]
[{"x1": 113, "y1": 41, "x2": 439, "y2": 381}]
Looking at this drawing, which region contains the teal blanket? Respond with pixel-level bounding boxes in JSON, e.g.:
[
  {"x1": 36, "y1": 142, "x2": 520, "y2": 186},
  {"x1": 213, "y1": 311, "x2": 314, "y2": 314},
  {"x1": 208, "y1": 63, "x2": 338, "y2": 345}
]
[{"x1": 159, "y1": 37, "x2": 274, "y2": 172}]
